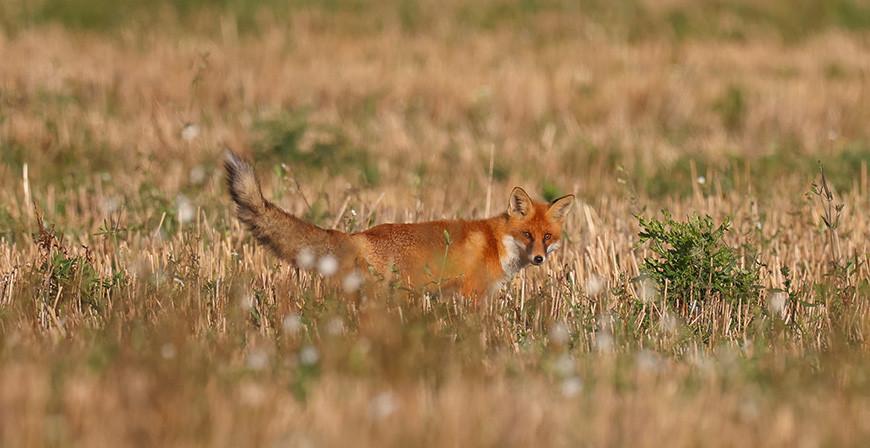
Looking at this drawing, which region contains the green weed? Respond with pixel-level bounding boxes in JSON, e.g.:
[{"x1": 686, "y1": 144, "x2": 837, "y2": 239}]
[{"x1": 637, "y1": 211, "x2": 761, "y2": 306}]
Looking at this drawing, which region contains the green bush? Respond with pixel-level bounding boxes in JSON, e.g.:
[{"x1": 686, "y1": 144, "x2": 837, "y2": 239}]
[{"x1": 638, "y1": 211, "x2": 760, "y2": 305}]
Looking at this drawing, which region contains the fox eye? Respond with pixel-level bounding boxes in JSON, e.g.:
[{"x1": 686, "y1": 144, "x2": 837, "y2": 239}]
[
  {"x1": 544, "y1": 233, "x2": 552, "y2": 241},
  {"x1": 523, "y1": 231, "x2": 533, "y2": 240}
]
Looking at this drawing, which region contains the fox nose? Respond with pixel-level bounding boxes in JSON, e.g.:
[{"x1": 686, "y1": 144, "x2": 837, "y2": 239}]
[{"x1": 532, "y1": 255, "x2": 544, "y2": 265}]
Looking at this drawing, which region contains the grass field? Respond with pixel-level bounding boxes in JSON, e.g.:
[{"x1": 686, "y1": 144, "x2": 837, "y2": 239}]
[{"x1": 1, "y1": 1, "x2": 869, "y2": 446}]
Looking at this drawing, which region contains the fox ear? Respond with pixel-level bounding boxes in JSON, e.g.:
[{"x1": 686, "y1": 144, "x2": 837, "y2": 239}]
[
  {"x1": 547, "y1": 194, "x2": 574, "y2": 222},
  {"x1": 507, "y1": 187, "x2": 533, "y2": 218}
]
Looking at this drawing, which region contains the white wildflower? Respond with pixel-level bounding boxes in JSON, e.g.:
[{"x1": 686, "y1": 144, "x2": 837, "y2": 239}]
[
  {"x1": 635, "y1": 350, "x2": 661, "y2": 372},
  {"x1": 296, "y1": 248, "x2": 315, "y2": 269},
  {"x1": 660, "y1": 312, "x2": 678, "y2": 335},
  {"x1": 239, "y1": 293, "x2": 255, "y2": 311},
  {"x1": 282, "y1": 313, "x2": 302, "y2": 336},
  {"x1": 326, "y1": 317, "x2": 345, "y2": 336},
  {"x1": 160, "y1": 343, "x2": 176, "y2": 360},
  {"x1": 689, "y1": 349, "x2": 713, "y2": 374},
  {"x1": 585, "y1": 274, "x2": 605, "y2": 297},
  {"x1": 317, "y1": 255, "x2": 338, "y2": 277},
  {"x1": 553, "y1": 354, "x2": 574, "y2": 377},
  {"x1": 130, "y1": 257, "x2": 151, "y2": 278},
  {"x1": 100, "y1": 196, "x2": 120, "y2": 215},
  {"x1": 768, "y1": 290, "x2": 788, "y2": 319},
  {"x1": 189, "y1": 165, "x2": 206, "y2": 185},
  {"x1": 176, "y1": 195, "x2": 195, "y2": 224},
  {"x1": 594, "y1": 331, "x2": 614, "y2": 353},
  {"x1": 560, "y1": 376, "x2": 583, "y2": 398},
  {"x1": 355, "y1": 338, "x2": 371, "y2": 356},
  {"x1": 181, "y1": 123, "x2": 200, "y2": 142},
  {"x1": 549, "y1": 322, "x2": 570, "y2": 345},
  {"x1": 369, "y1": 391, "x2": 398, "y2": 420},
  {"x1": 245, "y1": 349, "x2": 269, "y2": 371},
  {"x1": 740, "y1": 398, "x2": 760, "y2": 421},
  {"x1": 239, "y1": 381, "x2": 266, "y2": 407},
  {"x1": 636, "y1": 275, "x2": 658, "y2": 303},
  {"x1": 342, "y1": 271, "x2": 363, "y2": 293},
  {"x1": 299, "y1": 345, "x2": 319, "y2": 366}
]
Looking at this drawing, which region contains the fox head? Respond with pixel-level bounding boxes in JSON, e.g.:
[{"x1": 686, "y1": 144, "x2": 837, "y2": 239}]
[{"x1": 505, "y1": 187, "x2": 574, "y2": 267}]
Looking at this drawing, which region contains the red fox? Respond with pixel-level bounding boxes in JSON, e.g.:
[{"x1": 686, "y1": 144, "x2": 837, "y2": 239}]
[{"x1": 224, "y1": 150, "x2": 573, "y2": 298}]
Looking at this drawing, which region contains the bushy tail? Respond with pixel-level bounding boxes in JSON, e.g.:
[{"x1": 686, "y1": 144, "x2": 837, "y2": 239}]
[{"x1": 224, "y1": 150, "x2": 354, "y2": 267}]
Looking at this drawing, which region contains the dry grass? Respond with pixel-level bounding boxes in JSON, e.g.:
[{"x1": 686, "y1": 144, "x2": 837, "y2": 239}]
[{"x1": 1, "y1": 3, "x2": 869, "y2": 447}]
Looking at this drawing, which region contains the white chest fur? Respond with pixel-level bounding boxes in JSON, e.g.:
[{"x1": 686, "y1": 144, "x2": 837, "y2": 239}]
[{"x1": 499, "y1": 235, "x2": 524, "y2": 280}]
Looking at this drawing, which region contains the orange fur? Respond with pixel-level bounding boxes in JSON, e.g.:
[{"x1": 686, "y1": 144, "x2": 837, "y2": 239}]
[{"x1": 225, "y1": 150, "x2": 573, "y2": 298}]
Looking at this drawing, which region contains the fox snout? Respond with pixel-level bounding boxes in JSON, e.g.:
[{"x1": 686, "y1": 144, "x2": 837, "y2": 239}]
[{"x1": 530, "y1": 240, "x2": 548, "y2": 265}]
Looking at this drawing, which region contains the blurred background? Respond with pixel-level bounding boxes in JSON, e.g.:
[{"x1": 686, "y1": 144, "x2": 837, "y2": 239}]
[
  {"x1": 2, "y1": 0, "x2": 870, "y2": 219},
  {"x1": 0, "y1": 1, "x2": 869, "y2": 446}
]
